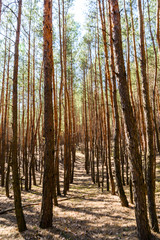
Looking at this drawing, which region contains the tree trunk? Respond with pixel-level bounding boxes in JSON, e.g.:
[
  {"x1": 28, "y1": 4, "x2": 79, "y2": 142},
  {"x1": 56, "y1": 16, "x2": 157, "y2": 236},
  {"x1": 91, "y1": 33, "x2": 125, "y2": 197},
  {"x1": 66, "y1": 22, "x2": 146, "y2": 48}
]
[
  {"x1": 12, "y1": 0, "x2": 27, "y2": 232},
  {"x1": 0, "y1": 26, "x2": 7, "y2": 187},
  {"x1": 98, "y1": 0, "x2": 115, "y2": 194},
  {"x1": 40, "y1": 0, "x2": 55, "y2": 228},
  {"x1": 124, "y1": 0, "x2": 135, "y2": 112},
  {"x1": 137, "y1": 0, "x2": 159, "y2": 233},
  {"x1": 110, "y1": 0, "x2": 151, "y2": 239},
  {"x1": 130, "y1": 0, "x2": 147, "y2": 178},
  {"x1": 108, "y1": 0, "x2": 128, "y2": 205},
  {"x1": 70, "y1": 51, "x2": 76, "y2": 183}
]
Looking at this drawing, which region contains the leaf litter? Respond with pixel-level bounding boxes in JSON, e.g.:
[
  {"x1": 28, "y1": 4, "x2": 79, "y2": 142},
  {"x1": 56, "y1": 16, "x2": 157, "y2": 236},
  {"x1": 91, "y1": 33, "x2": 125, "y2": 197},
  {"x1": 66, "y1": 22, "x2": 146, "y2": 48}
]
[{"x1": 0, "y1": 151, "x2": 160, "y2": 239}]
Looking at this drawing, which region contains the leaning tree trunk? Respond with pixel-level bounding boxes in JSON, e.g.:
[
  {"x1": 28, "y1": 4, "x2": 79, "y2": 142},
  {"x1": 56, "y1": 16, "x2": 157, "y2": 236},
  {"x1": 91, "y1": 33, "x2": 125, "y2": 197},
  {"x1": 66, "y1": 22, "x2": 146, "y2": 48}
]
[
  {"x1": 108, "y1": 0, "x2": 128, "y2": 206},
  {"x1": 12, "y1": 0, "x2": 27, "y2": 232},
  {"x1": 110, "y1": 0, "x2": 151, "y2": 239},
  {"x1": 40, "y1": 0, "x2": 55, "y2": 229}
]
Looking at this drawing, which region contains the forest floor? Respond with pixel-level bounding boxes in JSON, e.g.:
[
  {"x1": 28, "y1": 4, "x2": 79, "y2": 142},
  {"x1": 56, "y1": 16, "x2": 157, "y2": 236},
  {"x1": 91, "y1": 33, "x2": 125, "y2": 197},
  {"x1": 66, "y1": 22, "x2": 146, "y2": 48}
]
[{"x1": 1, "y1": 152, "x2": 160, "y2": 239}]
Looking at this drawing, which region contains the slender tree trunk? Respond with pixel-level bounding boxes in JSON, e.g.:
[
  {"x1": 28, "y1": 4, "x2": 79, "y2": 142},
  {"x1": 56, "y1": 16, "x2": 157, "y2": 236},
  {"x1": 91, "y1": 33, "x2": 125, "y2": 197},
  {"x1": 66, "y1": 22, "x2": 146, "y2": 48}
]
[
  {"x1": 24, "y1": 15, "x2": 32, "y2": 191},
  {"x1": 22, "y1": 63, "x2": 25, "y2": 175},
  {"x1": 108, "y1": 0, "x2": 128, "y2": 205},
  {"x1": 0, "y1": 26, "x2": 7, "y2": 187},
  {"x1": 6, "y1": 144, "x2": 11, "y2": 198},
  {"x1": 98, "y1": 0, "x2": 114, "y2": 120},
  {"x1": 70, "y1": 51, "x2": 76, "y2": 183},
  {"x1": 88, "y1": 50, "x2": 95, "y2": 184},
  {"x1": 83, "y1": 69, "x2": 89, "y2": 175},
  {"x1": 97, "y1": 23, "x2": 114, "y2": 193},
  {"x1": 55, "y1": 0, "x2": 63, "y2": 196},
  {"x1": 94, "y1": 51, "x2": 100, "y2": 187},
  {"x1": 124, "y1": 0, "x2": 135, "y2": 112},
  {"x1": 5, "y1": 86, "x2": 11, "y2": 198},
  {"x1": 12, "y1": 0, "x2": 27, "y2": 232},
  {"x1": 66, "y1": 88, "x2": 72, "y2": 186},
  {"x1": 130, "y1": 0, "x2": 147, "y2": 177},
  {"x1": 63, "y1": 1, "x2": 70, "y2": 195},
  {"x1": 147, "y1": 0, "x2": 160, "y2": 155},
  {"x1": 29, "y1": 35, "x2": 36, "y2": 190},
  {"x1": 52, "y1": 50, "x2": 58, "y2": 206},
  {"x1": 98, "y1": 0, "x2": 115, "y2": 194}
]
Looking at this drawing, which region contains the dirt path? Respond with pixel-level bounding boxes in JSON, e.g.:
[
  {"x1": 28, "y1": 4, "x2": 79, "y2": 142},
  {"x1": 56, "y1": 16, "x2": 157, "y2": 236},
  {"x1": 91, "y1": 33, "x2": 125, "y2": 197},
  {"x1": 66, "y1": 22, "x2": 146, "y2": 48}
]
[{"x1": 0, "y1": 152, "x2": 160, "y2": 239}]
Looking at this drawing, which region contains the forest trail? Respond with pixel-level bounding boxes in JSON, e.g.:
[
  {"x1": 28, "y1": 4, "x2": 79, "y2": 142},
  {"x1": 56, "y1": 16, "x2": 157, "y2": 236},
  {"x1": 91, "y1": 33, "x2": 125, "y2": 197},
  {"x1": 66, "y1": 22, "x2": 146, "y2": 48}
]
[{"x1": 0, "y1": 151, "x2": 160, "y2": 240}]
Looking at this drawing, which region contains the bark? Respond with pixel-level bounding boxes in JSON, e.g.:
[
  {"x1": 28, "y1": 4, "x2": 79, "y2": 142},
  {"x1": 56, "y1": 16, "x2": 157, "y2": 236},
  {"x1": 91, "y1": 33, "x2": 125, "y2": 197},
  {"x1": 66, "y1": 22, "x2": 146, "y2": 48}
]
[
  {"x1": 2, "y1": 37, "x2": 10, "y2": 188},
  {"x1": 97, "y1": 23, "x2": 114, "y2": 193},
  {"x1": 63, "y1": 1, "x2": 70, "y2": 195},
  {"x1": 130, "y1": 0, "x2": 147, "y2": 175},
  {"x1": 5, "y1": 86, "x2": 11, "y2": 198},
  {"x1": 22, "y1": 64, "x2": 25, "y2": 175},
  {"x1": 52, "y1": 49, "x2": 58, "y2": 206},
  {"x1": 5, "y1": 85, "x2": 11, "y2": 198},
  {"x1": 110, "y1": 0, "x2": 151, "y2": 239},
  {"x1": 55, "y1": 0, "x2": 63, "y2": 196},
  {"x1": 147, "y1": 0, "x2": 160, "y2": 155},
  {"x1": 84, "y1": 69, "x2": 89, "y2": 175},
  {"x1": 137, "y1": 0, "x2": 159, "y2": 232},
  {"x1": 29, "y1": 35, "x2": 36, "y2": 190},
  {"x1": 70, "y1": 51, "x2": 76, "y2": 183},
  {"x1": 66, "y1": 88, "x2": 72, "y2": 185},
  {"x1": 0, "y1": 26, "x2": 7, "y2": 187},
  {"x1": 88, "y1": 50, "x2": 95, "y2": 184},
  {"x1": 98, "y1": 0, "x2": 115, "y2": 194},
  {"x1": 40, "y1": 0, "x2": 55, "y2": 228},
  {"x1": 24, "y1": 14, "x2": 32, "y2": 191},
  {"x1": 5, "y1": 145, "x2": 11, "y2": 198},
  {"x1": 98, "y1": 0, "x2": 114, "y2": 120},
  {"x1": 124, "y1": 0, "x2": 135, "y2": 112},
  {"x1": 12, "y1": 0, "x2": 27, "y2": 232},
  {"x1": 108, "y1": 0, "x2": 128, "y2": 205},
  {"x1": 94, "y1": 51, "x2": 100, "y2": 187}
]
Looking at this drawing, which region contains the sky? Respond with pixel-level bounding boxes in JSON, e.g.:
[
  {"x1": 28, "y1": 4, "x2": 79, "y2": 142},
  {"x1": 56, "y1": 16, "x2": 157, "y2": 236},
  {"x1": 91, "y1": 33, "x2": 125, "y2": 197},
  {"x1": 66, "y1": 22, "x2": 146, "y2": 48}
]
[{"x1": 69, "y1": 0, "x2": 86, "y2": 34}]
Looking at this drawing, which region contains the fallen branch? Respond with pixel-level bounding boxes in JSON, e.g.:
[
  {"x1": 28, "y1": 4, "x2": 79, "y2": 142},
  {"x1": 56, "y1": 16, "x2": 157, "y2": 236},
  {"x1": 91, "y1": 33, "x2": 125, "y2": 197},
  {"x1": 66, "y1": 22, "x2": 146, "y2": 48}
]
[
  {"x1": 0, "y1": 203, "x2": 40, "y2": 215},
  {"x1": 0, "y1": 195, "x2": 87, "y2": 215},
  {"x1": 57, "y1": 195, "x2": 86, "y2": 202}
]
